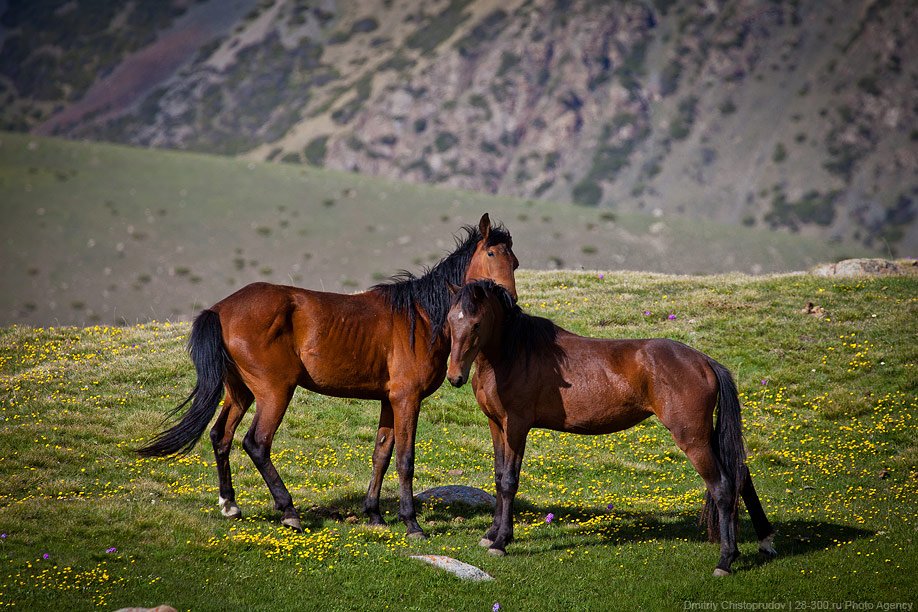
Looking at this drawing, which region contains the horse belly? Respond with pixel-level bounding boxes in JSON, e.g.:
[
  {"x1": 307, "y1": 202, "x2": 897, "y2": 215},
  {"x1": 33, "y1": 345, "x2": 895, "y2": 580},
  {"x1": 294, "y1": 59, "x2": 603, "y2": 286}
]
[
  {"x1": 553, "y1": 402, "x2": 652, "y2": 435},
  {"x1": 540, "y1": 364, "x2": 652, "y2": 434},
  {"x1": 298, "y1": 352, "x2": 388, "y2": 400}
]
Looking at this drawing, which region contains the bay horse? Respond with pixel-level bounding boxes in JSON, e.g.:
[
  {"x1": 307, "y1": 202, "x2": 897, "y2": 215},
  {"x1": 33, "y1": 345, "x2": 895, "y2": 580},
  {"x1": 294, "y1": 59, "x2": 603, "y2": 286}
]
[
  {"x1": 138, "y1": 214, "x2": 518, "y2": 538},
  {"x1": 445, "y1": 280, "x2": 776, "y2": 575}
]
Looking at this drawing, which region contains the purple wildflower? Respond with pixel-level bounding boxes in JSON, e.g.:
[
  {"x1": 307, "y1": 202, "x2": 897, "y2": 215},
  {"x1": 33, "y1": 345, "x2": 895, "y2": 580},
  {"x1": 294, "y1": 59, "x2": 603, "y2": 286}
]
[
  {"x1": 761, "y1": 379, "x2": 768, "y2": 386},
  {"x1": 42, "y1": 553, "x2": 49, "y2": 560},
  {"x1": 668, "y1": 313, "x2": 677, "y2": 320},
  {"x1": 493, "y1": 604, "x2": 501, "y2": 612},
  {"x1": 606, "y1": 503, "x2": 614, "y2": 511},
  {"x1": 106, "y1": 547, "x2": 117, "y2": 554},
  {"x1": 598, "y1": 273, "x2": 605, "y2": 280},
  {"x1": 643, "y1": 310, "x2": 651, "y2": 316},
  {"x1": 545, "y1": 513, "x2": 554, "y2": 524},
  {"x1": 0, "y1": 533, "x2": 6, "y2": 539}
]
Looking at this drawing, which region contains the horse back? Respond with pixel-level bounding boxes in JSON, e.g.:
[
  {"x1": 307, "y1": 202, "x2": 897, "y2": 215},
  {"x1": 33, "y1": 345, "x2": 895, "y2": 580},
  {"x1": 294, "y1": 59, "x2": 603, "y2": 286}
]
[
  {"x1": 562, "y1": 336, "x2": 717, "y2": 432},
  {"x1": 479, "y1": 335, "x2": 717, "y2": 435},
  {"x1": 211, "y1": 282, "x2": 445, "y2": 400}
]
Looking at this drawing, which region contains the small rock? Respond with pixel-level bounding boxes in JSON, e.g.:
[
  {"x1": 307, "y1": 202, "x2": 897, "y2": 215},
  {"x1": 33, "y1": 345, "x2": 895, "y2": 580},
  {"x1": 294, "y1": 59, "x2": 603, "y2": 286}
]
[
  {"x1": 416, "y1": 485, "x2": 496, "y2": 508},
  {"x1": 410, "y1": 555, "x2": 493, "y2": 582},
  {"x1": 811, "y1": 258, "x2": 901, "y2": 277},
  {"x1": 447, "y1": 469, "x2": 464, "y2": 477},
  {"x1": 801, "y1": 302, "x2": 826, "y2": 318}
]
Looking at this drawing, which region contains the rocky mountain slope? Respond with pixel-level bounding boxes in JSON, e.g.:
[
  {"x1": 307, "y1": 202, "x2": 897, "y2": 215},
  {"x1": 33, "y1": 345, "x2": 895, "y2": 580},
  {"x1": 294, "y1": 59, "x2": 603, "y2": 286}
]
[{"x1": 2, "y1": 0, "x2": 916, "y2": 252}]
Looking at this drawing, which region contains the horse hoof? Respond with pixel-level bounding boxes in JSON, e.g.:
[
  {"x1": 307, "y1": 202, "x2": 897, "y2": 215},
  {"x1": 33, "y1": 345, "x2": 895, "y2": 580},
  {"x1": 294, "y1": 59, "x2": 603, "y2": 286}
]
[
  {"x1": 281, "y1": 516, "x2": 303, "y2": 532},
  {"x1": 219, "y1": 497, "x2": 241, "y2": 519},
  {"x1": 223, "y1": 507, "x2": 242, "y2": 520},
  {"x1": 713, "y1": 568, "x2": 731, "y2": 577},
  {"x1": 759, "y1": 535, "x2": 778, "y2": 558},
  {"x1": 487, "y1": 547, "x2": 506, "y2": 557},
  {"x1": 407, "y1": 530, "x2": 427, "y2": 540},
  {"x1": 479, "y1": 538, "x2": 493, "y2": 548}
]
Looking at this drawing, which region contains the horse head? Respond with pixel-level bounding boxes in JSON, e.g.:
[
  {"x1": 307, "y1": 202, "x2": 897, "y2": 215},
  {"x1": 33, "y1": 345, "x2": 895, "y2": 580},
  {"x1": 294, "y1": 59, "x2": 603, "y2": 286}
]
[{"x1": 464, "y1": 213, "x2": 519, "y2": 301}]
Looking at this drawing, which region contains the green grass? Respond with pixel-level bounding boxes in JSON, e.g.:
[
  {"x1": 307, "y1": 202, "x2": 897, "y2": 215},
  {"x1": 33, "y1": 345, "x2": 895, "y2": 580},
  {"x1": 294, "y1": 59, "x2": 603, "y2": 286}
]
[
  {"x1": 0, "y1": 131, "x2": 875, "y2": 327},
  {"x1": 1, "y1": 270, "x2": 915, "y2": 610}
]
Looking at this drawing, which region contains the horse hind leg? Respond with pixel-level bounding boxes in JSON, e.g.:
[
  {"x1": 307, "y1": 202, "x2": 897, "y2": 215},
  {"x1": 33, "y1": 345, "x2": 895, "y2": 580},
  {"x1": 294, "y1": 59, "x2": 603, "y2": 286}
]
[
  {"x1": 740, "y1": 465, "x2": 777, "y2": 557},
  {"x1": 242, "y1": 385, "x2": 302, "y2": 531},
  {"x1": 679, "y1": 440, "x2": 740, "y2": 576},
  {"x1": 209, "y1": 379, "x2": 253, "y2": 520}
]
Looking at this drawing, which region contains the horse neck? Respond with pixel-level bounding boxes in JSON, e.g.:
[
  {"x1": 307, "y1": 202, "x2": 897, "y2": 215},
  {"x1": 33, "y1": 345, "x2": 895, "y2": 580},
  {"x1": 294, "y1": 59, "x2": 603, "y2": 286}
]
[
  {"x1": 414, "y1": 310, "x2": 450, "y2": 356},
  {"x1": 476, "y1": 306, "x2": 508, "y2": 369},
  {"x1": 418, "y1": 247, "x2": 476, "y2": 338}
]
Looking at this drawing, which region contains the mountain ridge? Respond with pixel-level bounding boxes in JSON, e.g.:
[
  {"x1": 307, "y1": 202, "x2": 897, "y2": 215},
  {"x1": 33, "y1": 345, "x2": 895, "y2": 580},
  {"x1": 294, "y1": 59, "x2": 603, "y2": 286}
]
[{"x1": 2, "y1": 0, "x2": 915, "y2": 251}]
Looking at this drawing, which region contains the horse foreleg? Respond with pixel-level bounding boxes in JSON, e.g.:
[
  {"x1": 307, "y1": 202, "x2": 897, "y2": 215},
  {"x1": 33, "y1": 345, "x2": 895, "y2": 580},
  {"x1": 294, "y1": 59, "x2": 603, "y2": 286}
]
[
  {"x1": 243, "y1": 386, "x2": 301, "y2": 531},
  {"x1": 488, "y1": 426, "x2": 528, "y2": 556},
  {"x1": 392, "y1": 395, "x2": 425, "y2": 538},
  {"x1": 209, "y1": 382, "x2": 253, "y2": 520},
  {"x1": 364, "y1": 400, "x2": 395, "y2": 526},
  {"x1": 481, "y1": 418, "x2": 506, "y2": 547}
]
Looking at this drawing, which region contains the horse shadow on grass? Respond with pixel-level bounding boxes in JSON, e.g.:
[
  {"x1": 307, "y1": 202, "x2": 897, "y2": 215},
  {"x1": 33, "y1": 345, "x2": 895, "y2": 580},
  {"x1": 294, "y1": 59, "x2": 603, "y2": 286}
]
[
  {"x1": 299, "y1": 492, "x2": 872, "y2": 571},
  {"x1": 508, "y1": 500, "x2": 873, "y2": 572}
]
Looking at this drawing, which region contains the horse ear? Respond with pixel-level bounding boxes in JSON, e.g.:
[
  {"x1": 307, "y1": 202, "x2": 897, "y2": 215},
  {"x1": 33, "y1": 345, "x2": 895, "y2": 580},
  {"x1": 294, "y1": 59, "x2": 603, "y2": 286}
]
[
  {"x1": 447, "y1": 281, "x2": 461, "y2": 297},
  {"x1": 478, "y1": 213, "x2": 491, "y2": 242}
]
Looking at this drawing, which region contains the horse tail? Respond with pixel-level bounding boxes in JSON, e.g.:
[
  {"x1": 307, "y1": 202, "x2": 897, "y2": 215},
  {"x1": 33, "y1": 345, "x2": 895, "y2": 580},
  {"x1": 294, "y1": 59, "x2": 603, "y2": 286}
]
[
  {"x1": 701, "y1": 358, "x2": 746, "y2": 541},
  {"x1": 137, "y1": 309, "x2": 227, "y2": 457}
]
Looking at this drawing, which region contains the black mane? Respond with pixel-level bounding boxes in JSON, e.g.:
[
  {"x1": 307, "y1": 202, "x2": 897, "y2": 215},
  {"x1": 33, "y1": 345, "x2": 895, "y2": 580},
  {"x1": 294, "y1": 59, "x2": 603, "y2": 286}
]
[
  {"x1": 455, "y1": 279, "x2": 564, "y2": 366},
  {"x1": 373, "y1": 222, "x2": 512, "y2": 346}
]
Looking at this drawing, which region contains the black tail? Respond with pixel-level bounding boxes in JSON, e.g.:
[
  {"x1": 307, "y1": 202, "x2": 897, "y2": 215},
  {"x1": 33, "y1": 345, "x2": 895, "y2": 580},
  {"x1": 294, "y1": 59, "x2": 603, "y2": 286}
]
[
  {"x1": 702, "y1": 358, "x2": 747, "y2": 541},
  {"x1": 137, "y1": 309, "x2": 227, "y2": 457}
]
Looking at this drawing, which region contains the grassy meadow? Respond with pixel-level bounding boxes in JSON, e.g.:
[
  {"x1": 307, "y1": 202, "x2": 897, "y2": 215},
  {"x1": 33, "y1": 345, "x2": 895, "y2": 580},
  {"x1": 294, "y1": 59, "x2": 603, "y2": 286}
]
[
  {"x1": 0, "y1": 269, "x2": 915, "y2": 610},
  {"x1": 0, "y1": 131, "x2": 875, "y2": 327}
]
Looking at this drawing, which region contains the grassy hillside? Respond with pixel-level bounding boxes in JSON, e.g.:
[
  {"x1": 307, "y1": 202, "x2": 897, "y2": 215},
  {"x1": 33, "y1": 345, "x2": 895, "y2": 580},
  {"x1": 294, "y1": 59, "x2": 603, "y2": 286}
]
[
  {"x1": 0, "y1": 131, "x2": 874, "y2": 326},
  {"x1": 0, "y1": 270, "x2": 915, "y2": 610}
]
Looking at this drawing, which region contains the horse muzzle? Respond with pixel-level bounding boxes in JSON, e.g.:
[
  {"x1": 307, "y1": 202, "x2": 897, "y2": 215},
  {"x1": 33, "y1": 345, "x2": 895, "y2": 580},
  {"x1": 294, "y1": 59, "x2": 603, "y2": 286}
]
[{"x1": 448, "y1": 374, "x2": 467, "y2": 388}]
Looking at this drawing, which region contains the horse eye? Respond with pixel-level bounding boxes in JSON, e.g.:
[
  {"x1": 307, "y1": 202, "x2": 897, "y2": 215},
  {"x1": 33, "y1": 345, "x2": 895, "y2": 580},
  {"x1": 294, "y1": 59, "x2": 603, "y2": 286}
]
[
  {"x1": 487, "y1": 251, "x2": 494, "y2": 257},
  {"x1": 473, "y1": 322, "x2": 480, "y2": 330}
]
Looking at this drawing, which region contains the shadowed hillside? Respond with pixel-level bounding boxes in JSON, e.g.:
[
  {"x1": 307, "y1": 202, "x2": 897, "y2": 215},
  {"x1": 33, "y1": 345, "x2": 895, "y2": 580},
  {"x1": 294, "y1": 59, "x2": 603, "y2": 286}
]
[
  {"x1": 1, "y1": 0, "x2": 915, "y2": 253},
  {"x1": 0, "y1": 132, "x2": 872, "y2": 326}
]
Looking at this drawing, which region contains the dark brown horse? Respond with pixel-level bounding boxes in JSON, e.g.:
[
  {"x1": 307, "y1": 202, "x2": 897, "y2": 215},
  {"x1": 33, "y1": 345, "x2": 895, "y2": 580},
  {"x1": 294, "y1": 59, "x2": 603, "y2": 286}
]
[
  {"x1": 139, "y1": 214, "x2": 518, "y2": 538},
  {"x1": 445, "y1": 280, "x2": 776, "y2": 575}
]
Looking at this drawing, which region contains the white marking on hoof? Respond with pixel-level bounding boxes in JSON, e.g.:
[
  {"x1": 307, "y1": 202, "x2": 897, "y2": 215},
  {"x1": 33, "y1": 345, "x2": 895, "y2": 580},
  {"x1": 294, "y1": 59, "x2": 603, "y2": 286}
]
[
  {"x1": 281, "y1": 516, "x2": 303, "y2": 531},
  {"x1": 713, "y1": 568, "x2": 731, "y2": 577},
  {"x1": 407, "y1": 531, "x2": 427, "y2": 540},
  {"x1": 487, "y1": 547, "x2": 506, "y2": 557},
  {"x1": 759, "y1": 534, "x2": 777, "y2": 557},
  {"x1": 219, "y1": 497, "x2": 241, "y2": 519},
  {"x1": 479, "y1": 538, "x2": 493, "y2": 548}
]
